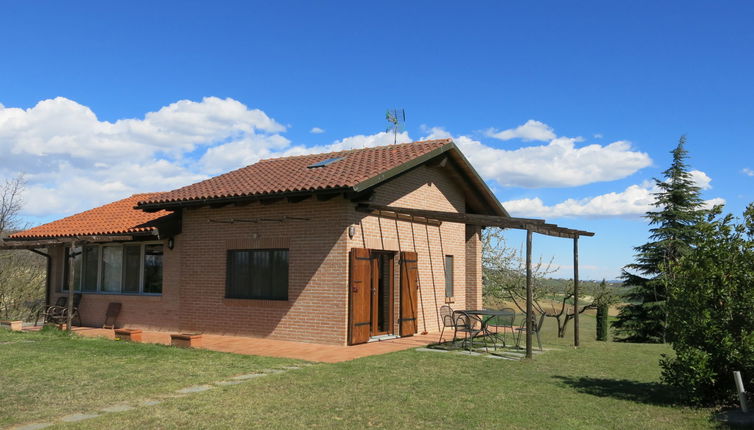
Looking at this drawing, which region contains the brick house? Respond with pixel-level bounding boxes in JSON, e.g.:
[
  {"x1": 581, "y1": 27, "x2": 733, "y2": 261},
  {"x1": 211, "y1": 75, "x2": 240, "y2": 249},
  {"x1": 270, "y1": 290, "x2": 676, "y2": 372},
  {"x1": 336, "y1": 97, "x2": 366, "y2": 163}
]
[{"x1": 7, "y1": 139, "x2": 512, "y2": 345}]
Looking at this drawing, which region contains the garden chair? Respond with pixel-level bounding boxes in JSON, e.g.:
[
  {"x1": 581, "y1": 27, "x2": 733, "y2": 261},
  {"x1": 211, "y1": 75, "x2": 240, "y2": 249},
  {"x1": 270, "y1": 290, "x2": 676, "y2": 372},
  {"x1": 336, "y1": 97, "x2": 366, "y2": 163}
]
[
  {"x1": 42, "y1": 296, "x2": 67, "y2": 324},
  {"x1": 102, "y1": 302, "x2": 122, "y2": 329},
  {"x1": 44, "y1": 294, "x2": 82, "y2": 326},
  {"x1": 485, "y1": 308, "x2": 516, "y2": 349},
  {"x1": 438, "y1": 305, "x2": 461, "y2": 343},
  {"x1": 515, "y1": 312, "x2": 545, "y2": 351},
  {"x1": 453, "y1": 311, "x2": 489, "y2": 353}
]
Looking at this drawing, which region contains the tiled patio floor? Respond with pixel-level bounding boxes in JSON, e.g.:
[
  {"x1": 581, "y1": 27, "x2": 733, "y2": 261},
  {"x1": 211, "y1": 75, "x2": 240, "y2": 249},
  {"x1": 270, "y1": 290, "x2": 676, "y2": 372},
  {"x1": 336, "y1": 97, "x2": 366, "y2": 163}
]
[{"x1": 57, "y1": 327, "x2": 439, "y2": 363}]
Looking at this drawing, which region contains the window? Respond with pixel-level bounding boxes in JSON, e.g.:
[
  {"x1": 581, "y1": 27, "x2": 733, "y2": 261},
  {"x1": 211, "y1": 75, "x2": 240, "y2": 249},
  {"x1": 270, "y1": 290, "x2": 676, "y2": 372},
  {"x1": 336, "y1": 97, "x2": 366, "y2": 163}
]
[
  {"x1": 63, "y1": 242, "x2": 163, "y2": 295},
  {"x1": 445, "y1": 255, "x2": 454, "y2": 298},
  {"x1": 226, "y1": 249, "x2": 288, "y2": 300}
]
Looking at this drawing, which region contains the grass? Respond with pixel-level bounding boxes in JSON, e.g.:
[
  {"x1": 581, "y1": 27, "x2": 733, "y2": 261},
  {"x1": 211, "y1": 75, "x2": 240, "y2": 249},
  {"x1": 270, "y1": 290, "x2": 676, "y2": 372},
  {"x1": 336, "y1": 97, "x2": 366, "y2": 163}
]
[
  {"x1": 0, "y1": 327, "x2": 303, "y2": 427},
  {"x1": 0, "y1": 315, "x2": 721, "y2": 429}
]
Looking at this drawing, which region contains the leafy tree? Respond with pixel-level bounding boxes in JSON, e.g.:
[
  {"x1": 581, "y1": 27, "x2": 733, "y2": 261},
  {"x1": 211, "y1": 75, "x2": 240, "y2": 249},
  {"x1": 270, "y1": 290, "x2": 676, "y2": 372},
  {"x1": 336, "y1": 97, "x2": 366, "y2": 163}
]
[
  {"x1": 660, "y1": 205, "x2": 754, "y2": 405},
  {"x1": 612, "y1": 136, "x2": 706, "y2": 343}
]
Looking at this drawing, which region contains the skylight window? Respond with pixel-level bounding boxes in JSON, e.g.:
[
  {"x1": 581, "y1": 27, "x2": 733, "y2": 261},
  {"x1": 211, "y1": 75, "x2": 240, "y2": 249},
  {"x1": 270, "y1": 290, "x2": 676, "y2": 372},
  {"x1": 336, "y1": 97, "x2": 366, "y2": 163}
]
[{"x1": 307, "y1": 157, "x2": 345, "y2": 168}]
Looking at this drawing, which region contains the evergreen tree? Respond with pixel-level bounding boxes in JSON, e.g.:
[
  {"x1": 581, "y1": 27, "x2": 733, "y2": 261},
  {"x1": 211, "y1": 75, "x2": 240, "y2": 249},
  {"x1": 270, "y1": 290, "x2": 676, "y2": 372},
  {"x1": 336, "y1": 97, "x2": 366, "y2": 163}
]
[{"x1": 612, "y1": 136, "x2": 706, "y2": 342}]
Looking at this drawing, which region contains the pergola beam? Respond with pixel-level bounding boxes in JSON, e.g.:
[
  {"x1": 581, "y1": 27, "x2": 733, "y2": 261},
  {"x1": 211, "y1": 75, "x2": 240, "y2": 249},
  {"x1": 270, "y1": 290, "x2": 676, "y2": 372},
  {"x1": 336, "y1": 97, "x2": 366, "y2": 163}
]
[{"x1": 357, "y1": 203, "x2": 595, "y2": 238}]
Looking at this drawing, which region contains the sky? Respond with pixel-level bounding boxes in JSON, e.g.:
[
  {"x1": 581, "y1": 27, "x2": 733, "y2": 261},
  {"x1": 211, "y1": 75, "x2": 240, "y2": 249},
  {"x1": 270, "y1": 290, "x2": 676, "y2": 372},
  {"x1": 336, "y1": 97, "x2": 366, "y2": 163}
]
[{"x1": 1, "y1": 1, "x2": 752, "y2": 280}]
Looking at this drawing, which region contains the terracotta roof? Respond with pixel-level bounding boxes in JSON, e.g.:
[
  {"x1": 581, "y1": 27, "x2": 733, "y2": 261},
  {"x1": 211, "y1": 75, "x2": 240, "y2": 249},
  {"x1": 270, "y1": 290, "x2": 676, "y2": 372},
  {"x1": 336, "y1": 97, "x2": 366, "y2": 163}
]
[
  {"x1": 10, "y1": 193, "x2": 172, "y2": 239},
  {"x1": 137, "y1": 139, "x2": 454, "y2": 208}
]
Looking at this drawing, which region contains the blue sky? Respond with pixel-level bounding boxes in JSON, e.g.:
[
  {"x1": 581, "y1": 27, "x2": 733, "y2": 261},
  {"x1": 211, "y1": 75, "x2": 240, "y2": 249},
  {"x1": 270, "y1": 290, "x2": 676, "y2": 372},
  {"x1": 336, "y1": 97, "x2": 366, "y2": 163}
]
[{"x1": 1, "y1": 1, "x2": 753, "y2": 280}]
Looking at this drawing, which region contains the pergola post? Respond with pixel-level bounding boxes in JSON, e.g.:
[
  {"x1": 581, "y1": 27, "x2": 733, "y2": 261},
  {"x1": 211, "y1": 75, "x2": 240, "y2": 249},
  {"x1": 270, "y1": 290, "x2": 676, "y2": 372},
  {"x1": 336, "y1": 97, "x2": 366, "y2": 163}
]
[
  {"x1": 525, "y1": 229, "x2": 533, "y2": 359},
  {"x1": 66, "y1": 241, "x2": 76, "y2": 332},
  {"x1": 573, "y1": 235, "x2": 580, "y2": 347}
]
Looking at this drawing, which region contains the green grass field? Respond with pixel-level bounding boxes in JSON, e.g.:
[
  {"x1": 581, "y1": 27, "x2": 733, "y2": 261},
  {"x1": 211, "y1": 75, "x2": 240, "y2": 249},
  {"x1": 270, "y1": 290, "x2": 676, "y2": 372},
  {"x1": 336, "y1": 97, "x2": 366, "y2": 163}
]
[{"x1": 1, "y1": 317, "x2": 719, "y2": 429}]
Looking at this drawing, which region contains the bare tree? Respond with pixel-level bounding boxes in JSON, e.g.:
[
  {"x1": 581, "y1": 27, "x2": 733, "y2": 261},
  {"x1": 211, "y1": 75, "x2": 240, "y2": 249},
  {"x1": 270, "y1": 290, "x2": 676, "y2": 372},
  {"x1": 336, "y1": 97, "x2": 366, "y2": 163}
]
[
  {"x1": 482, "y1": 227, "x2": 616, "y2": 338},
  {"x1": 0, "y1": 174, "x2": 25, "y2": 236},
  {"x1": 0, "y1": 174, "x2": 46, "y2": 321}
]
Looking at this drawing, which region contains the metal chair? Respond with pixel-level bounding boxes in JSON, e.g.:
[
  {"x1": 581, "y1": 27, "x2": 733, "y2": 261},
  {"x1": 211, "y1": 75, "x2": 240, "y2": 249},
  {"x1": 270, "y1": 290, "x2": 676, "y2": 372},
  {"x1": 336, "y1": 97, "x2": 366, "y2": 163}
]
[
  {"x1": 44, "y1": 294, "x2": 82, "y2": 326},
  {"x1": 515, "y1": 312, "x2": 545, "y2": 351},
  {"x1": 485, "y1": 308, "x2": 516, "y2": 349},
  {"x1": 453, "y1": 311, "x2": 489, "y2": 353},
  {"x1": 438, "y1": 305, "x2": 460, "y2": 343}
]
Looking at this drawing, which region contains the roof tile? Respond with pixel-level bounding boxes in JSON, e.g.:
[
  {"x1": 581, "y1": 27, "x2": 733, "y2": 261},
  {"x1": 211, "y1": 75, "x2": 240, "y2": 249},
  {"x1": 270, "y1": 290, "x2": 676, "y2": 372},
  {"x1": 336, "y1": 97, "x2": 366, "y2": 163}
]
[
  {"x1": 10, "y1": 193, "x2": 171, "y2": 239},
  {"x1": 138, "y1": 139, "x2": 452, "y2": 206}
]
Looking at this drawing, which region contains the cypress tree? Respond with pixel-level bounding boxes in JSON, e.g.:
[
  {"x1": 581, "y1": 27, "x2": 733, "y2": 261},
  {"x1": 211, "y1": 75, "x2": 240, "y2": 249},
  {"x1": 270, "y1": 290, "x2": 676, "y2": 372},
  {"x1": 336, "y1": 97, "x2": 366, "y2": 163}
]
[{"x1": 612, "y1": 136, "x2": 706, "y2": 343}]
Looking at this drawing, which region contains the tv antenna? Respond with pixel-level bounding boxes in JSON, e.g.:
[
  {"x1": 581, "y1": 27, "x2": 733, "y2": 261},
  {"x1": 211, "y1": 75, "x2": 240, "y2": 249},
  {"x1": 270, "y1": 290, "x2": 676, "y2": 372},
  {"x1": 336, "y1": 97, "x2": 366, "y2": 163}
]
[{"x1": 385, "y1": 108, "x2": 406, "y2": 144}]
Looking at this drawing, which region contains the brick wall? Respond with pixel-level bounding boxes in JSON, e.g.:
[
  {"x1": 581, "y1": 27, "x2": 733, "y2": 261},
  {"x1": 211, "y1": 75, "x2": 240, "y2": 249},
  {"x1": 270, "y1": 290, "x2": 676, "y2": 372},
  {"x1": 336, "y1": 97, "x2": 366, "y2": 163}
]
[{"x1": 348, "y1": 164, "x2": 479, "y2": 336}]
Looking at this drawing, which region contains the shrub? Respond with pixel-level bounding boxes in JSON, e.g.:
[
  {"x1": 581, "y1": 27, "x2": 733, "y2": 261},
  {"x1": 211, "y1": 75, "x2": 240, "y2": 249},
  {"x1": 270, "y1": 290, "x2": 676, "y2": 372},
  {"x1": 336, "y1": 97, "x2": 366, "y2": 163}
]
[{"x1": 660, "y1": 205, "x2": 754, "y2": 405}]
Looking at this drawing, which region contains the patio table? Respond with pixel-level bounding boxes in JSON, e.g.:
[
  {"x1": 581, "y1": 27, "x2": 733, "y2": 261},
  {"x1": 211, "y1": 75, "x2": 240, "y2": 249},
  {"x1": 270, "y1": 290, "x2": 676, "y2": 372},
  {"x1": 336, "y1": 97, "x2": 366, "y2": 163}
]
[{"x1": 454, "y1": 309, "x2": 515, "y2": 350}]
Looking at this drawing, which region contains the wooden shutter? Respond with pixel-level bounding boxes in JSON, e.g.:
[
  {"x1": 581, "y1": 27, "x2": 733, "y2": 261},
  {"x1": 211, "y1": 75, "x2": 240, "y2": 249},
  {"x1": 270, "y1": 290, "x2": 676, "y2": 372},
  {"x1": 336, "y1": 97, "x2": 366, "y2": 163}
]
[
  {"x1": 349, "y1": 248, "x2": 372, "y2": 345},
  {"x1": 399, "y1": 251, "x2": 419, "y2": 337}
]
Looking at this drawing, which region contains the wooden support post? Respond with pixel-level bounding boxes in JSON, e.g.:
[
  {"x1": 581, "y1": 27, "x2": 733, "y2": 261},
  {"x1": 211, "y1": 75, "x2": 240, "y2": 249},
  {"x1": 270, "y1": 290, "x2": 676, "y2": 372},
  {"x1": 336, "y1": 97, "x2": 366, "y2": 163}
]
[
  {"x1": 526, "y1": 229, "x2": 533, "y2": 359},
  {"x1": 66, "y1": 241, "x2": 76, "y2": 332},
  {"x1": 573, "y1": 236, "x2": 580, "y2": 347}
]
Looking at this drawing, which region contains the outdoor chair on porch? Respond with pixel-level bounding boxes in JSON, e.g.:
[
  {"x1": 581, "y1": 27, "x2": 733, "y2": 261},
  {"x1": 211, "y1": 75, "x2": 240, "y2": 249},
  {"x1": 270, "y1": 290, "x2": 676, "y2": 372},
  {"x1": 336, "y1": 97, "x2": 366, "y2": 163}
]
[
  {"x1": 44, "y1": 294, "x2": 82, "y2": 326},
  {"x1": 453, "y1": 311, "x2": 489, "y2": 353},
  {"x1": 515, "y1": 312, "x2": 546, "y2": 351},
  {"x1": 484, "y1": 308, "x2": 516, "y2": 349},
  {"x1": 438, "y1": 305, "x2": 462, "y2": 344}
]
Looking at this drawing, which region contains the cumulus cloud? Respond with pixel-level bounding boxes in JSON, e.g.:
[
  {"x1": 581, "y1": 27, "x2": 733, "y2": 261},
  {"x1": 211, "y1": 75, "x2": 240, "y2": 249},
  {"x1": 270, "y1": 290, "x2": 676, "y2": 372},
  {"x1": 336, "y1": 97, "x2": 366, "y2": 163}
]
[
  {"x1": 503, "y1": 173, "x2": 724, "y2": 219},
  {"x1": 423, "y1": 127, "x2": 652, "y2": 188},
  {"x1": 486, "y1": 120, "x2": 556, "y2": 142},
  {"x1": 743, "y1": 168, "x2": 754, "y2": 177},
  {"x1": 310, "y1": 127, "x2": 325, "y2": 134},
  {"x1": 0, "y1": 97, "x2": 287, "y2": 217}
]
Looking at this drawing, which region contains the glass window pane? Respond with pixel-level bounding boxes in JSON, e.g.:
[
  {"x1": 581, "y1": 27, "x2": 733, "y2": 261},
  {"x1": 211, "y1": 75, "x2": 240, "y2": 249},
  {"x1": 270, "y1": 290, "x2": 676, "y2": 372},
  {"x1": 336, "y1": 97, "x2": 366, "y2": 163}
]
[
  {"x1": 445, "y1": 255, "x2": 454, "y2": 297},
  {"x1": 81, "y1": 246, "x2": 99, "y2": 292},
  {"x1": 123, "y1": 245, "x2": 141, "y2": 293},
  {"x1": 101, "y1": 247, "x2": 123, "y2": 293},
  {"x1": 226, "y1": 249, "x2": 288, "y2": 300},
  {"x1": 143, "y1": 244, "x2": 163, "y2": 294}
]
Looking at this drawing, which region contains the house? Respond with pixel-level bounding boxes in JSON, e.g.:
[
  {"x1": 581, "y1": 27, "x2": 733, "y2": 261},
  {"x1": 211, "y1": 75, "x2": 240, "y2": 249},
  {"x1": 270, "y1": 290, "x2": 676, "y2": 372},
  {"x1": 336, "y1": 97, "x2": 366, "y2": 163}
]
[{"x1": 5, "y1": 138, "x2": 591, "y2": 347}]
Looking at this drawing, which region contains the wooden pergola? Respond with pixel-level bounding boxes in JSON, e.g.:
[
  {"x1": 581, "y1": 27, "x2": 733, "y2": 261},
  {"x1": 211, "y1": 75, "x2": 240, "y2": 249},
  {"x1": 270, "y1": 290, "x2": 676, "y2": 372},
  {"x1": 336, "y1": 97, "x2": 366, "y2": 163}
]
[{"x1": 356, "y1": 203, "x2": 595, "y2": 359}]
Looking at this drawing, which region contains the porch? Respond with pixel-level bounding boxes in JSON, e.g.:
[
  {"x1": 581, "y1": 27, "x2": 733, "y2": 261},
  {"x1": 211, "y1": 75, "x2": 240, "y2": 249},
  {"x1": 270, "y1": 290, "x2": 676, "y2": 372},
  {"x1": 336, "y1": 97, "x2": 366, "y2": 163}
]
[{"x1": 29, "y1": 326, "x2": 439, "y2": 363}]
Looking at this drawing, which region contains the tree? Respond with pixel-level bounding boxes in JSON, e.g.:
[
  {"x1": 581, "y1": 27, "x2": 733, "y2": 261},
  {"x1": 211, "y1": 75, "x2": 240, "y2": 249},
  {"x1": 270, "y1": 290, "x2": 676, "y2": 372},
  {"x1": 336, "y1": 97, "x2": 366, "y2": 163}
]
[
  {"x1": 612, "y1": 136, "x2": 706, "y2": 343},
  {"x1": 660, "y1": 205, "x2": 754, "y2": 405},
  {"x1": 482, "y1": 228, "x2": 616, "y2": 338},
  {"x1": 0, "y1": 174, "x2": 46, "y2": 321}
]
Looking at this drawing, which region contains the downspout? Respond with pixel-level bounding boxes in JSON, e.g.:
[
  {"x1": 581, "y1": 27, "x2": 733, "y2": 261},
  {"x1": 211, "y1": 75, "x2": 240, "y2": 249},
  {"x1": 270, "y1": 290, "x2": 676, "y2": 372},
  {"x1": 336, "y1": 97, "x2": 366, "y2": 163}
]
[{"x1": 29, "y1": 248, "x2": 52, "y2": 307}]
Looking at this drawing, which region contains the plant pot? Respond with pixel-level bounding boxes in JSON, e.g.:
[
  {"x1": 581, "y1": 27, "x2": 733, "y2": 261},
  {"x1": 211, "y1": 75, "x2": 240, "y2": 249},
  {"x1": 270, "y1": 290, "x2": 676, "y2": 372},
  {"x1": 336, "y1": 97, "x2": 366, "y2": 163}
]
[{"x1": 171, "y1": 333, "x2": 202, "y2": 348}]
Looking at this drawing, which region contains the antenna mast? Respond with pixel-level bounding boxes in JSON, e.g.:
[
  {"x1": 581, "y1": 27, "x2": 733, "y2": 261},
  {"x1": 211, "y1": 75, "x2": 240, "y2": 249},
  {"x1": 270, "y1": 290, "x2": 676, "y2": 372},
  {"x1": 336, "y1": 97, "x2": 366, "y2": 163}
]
[{"x1": 385, "y1": 108, "x2": 406, "y2": 144}]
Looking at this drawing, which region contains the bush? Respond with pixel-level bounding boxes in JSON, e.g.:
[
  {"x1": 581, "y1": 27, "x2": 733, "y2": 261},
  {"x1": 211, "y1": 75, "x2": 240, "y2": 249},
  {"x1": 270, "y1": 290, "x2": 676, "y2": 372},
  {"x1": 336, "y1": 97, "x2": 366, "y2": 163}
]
[
  {"x1": 660, "y1": 205, "x2": 754, "y2": 405},
  {"x1": 596, "y1": 304, "x2": 609, "y2": 341}
]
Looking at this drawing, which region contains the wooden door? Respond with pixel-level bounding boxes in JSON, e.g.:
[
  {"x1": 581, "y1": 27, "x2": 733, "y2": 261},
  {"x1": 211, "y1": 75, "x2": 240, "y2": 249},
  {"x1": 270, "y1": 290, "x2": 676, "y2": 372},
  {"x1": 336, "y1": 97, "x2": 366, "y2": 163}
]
[
  {"x1": 349, "y1": 248, "x2": 372, "y2": 345},
  {"x1": 399, "y1": 251, "x2": 419, "y2": 337}
]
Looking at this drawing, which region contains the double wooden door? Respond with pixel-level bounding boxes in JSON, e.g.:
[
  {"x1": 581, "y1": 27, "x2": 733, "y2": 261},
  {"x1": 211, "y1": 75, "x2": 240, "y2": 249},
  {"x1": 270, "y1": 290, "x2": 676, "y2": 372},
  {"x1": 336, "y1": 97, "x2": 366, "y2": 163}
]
[{"x1": 348, "y1": 248, "x2": 418, "y2": 345}]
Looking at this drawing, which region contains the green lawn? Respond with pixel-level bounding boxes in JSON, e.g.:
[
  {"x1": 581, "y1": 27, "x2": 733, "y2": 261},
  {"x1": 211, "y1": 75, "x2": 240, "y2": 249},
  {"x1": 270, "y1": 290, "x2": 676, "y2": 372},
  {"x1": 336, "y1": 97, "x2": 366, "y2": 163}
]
[
  {"x1": 2, "y1": 318, "x2": 719, "y2": 429},
  {"x1": 0, "y1": 327, "x2": 302, "y2": 427}
]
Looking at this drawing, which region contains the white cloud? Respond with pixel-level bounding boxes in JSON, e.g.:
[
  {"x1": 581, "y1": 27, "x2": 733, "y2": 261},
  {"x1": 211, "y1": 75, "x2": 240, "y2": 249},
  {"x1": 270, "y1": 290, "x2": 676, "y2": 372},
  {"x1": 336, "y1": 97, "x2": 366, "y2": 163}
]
[
  {"x1": 503, "y1": 173, "x2": 724, "y2": 219},
  {"x1": 0, "y1": 97, "x2": 287, "y2": 217},
  {"x1": 743, "y1": 168, "x2": 754, "y2": 177},
  {"x1": 593, "y1": 133, "x2": 603, "y2": 139},
  {"x1": 689, "y1": 170, "x2": 712, "y2": 190},
  {"x1": 310, "y1": 127, "x2": 325, "y2": 134},
  {"x1": 423, "y1": 127, "x2": 652, "y2": 188},
  {"x1": 486, "y1": 120, "x2": 556, "y2": 142}
]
